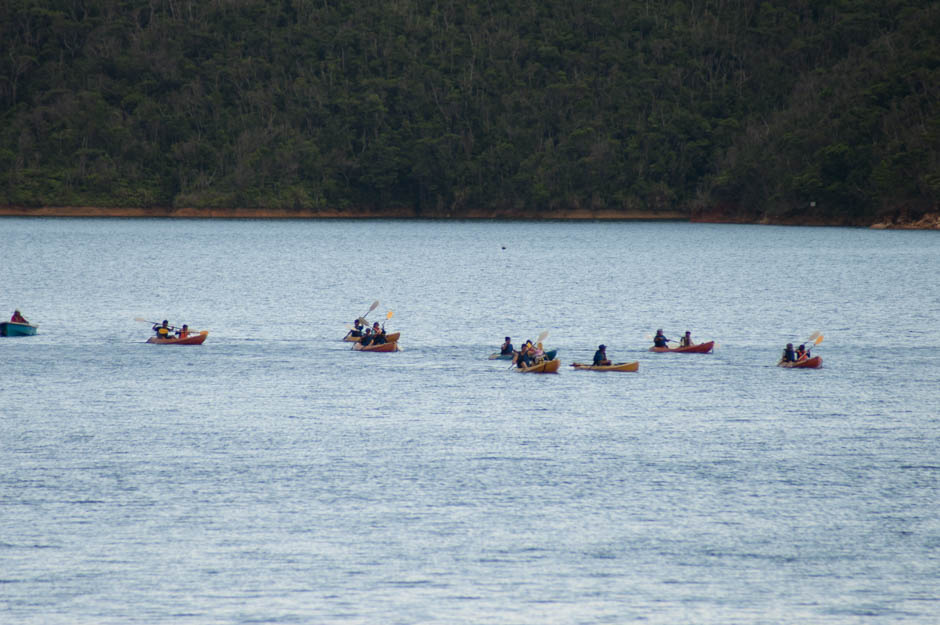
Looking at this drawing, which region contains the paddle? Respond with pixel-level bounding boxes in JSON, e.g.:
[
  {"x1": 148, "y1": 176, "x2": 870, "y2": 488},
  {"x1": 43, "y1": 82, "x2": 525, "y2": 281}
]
[
  {"x1": 508, "y1": 330, "x2": 549, "y2": 368},
  {"x1": 135, "y1": 317, "x2": 181, "y2": 331},
  {"x1": 356, "y1": 300, "x2": 380, "y2": 325}
]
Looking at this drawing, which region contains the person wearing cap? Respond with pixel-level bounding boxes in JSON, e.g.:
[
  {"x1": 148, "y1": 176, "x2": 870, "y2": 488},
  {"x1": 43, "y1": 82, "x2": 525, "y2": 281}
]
[
  {"x1": 653, "y1": 329, "x2": 669, "y2": 348},
  {"x1": 500, "y1": 337, "x2": 514, "y2": 356},
  {"x1": 781, "y1": 343, "x2": 797, "y2": 362},
  {"x1": 152, "y1": 320, "x2": 171, "y2": 338},
  {"x1": 679, "y1": 331, "x2": 692, "y2": 347},
  {"x1": 593, "y1": 344, "x2": 611, "y2": 366},
  {"x1": 10, "y1": 309, "x2": 28, "y2": 323}
]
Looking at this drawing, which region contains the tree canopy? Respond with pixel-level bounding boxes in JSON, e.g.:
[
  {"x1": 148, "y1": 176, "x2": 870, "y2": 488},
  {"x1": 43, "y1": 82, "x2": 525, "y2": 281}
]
[{"x1": 2, "y1": 0, "x2": 937, "y2": 223}]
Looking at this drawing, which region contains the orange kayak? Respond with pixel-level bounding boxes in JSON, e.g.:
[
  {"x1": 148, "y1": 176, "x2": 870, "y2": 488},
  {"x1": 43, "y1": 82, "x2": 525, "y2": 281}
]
[
  {"x1": 352, "y1": 340, "x2": 400, "y2": 352},
  {"x1": 778, "y1": 356, "x2": 822, "y2": 368},
  {"x1": 146, "y1": 331, "x2": 208, "y2": 345},
  {"x1": 649, "y1": 340, "x2": 714, "y2": 354},
  {"x1": 344, "y1": 331, "x2": 400, "y2": 343},
  {"x1": 571, "y1": 361, "x2": 639, "y2": 372}
]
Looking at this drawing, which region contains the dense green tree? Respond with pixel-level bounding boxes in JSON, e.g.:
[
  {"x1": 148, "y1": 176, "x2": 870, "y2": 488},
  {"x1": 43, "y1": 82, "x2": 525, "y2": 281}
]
[{"x1": 1, "y1": 0, "x2": 937, "y2": 222}]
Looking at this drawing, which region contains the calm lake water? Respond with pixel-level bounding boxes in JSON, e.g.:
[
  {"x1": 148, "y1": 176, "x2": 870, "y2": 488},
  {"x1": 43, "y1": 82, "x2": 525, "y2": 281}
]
[{"x1": 2, "y1": 218, "x2": 939, "y2": 624}]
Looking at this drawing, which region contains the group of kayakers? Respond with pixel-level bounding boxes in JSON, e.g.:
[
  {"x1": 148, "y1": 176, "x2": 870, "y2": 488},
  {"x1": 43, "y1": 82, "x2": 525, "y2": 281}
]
[
  {"x1": 349, "y1": 319, "x2": 391, "y2": 347},
  {"x1": 501, "y1": 336, "x2": 551, "y2": 369},
  {"x1": 781, "y1": 342, "x2": 813, "y2": 363},
  {"x1": 152, "y1": 320, "x2": 191, "y2": 339}
]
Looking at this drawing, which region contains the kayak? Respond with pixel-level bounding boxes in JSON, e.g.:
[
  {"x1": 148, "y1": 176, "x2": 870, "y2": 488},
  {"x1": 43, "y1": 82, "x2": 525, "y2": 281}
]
[
  {"x1": 514, "y1": 359, "x2": 561, "y2": 373},
  {"x1": 352, "y1": 341, "x2": 400, "y2": 352},
  {"x1": 649, "y1": 340, "x2": 714, "y2": 354},
  {"x1": 344, "y1": 331, "x2": 400, "y2": 343},
  {"x1": 146, "y1": 330, "x2": 208, "y2": 345},
  {"x1": 571, "y1": 361, "x2": 639, "y2": 372},
  {"x1": 0, "y1": 321, "x2": 38, "y2": 337},
  {"x1": 778, "y1": 356, "x2": 822, "y2": 369}
]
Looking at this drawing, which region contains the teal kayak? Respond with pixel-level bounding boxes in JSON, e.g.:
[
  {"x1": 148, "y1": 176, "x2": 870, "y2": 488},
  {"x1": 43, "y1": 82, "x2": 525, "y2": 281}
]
[{"x1": 0, "y1": 321, "x2": 38, "y2": 337}]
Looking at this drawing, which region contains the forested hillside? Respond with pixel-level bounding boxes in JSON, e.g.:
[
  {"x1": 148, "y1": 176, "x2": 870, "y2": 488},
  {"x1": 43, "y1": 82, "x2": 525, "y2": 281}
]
[{"x1": 2, "y1": 0, "x2": 937, "y2": 223}]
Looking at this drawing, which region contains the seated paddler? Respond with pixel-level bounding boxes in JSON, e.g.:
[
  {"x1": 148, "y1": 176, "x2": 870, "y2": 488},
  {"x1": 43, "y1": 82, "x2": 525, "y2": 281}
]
[
  {"x1": 153, "y1": 320, "x2": 171, "y2": 338},
  {"x1": 782, "y1": 343, "x2": 796, "y2": 362},
  {"x1": 653, "y1": 329, "x2": 669, "y2": 348},
  {"x1": 593, "y1": 344, "x2": 611, "y2": 366},
  {"x1": 500, "y1": 337, "x2": 514, "y2": 356}
]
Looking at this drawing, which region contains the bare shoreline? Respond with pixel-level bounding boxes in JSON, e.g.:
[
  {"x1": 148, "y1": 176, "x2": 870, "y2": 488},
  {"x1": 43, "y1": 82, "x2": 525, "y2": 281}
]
[
  {"x1": 1, "y1": 205, "x2": 936, "y2": 228},
  {"x1": 0, "y1": 205, "x2": 687, "y2": 220}
]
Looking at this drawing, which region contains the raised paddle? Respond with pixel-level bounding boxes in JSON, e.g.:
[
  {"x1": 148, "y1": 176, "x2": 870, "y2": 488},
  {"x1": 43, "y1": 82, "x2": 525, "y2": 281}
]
[{"x1": 356, "y1": 300, "x2": 379, "y2": 324}]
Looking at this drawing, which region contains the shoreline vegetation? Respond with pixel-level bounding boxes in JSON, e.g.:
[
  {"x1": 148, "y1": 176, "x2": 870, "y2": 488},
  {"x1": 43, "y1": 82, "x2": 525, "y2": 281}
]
[
  {"x1": 1, "y1": 206, "x2": 936, "y2": 229},
  {"x1": 2, "y1": 2, "x2": 937, "y2": 227}
]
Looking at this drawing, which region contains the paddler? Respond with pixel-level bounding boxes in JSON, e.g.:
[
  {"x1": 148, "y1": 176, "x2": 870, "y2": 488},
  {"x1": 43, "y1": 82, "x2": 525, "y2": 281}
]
[
  {"x1": 11, "y1": 309, "x2": 28, "y2": 323},
  {"x1": 152, "y1": 320, "x2": 171, "y2": 338},
  {"x1": 679, "y1": 331, "x2": 692, "y2": 347},
  {"x1": 781, "y1": 343, "x2": 797, "y2": 362},
  {"x1": 796, "y1": 344, "x2": 808, "y2": 361},
  {"x1": 176, "y1": 324, "x2": 190, "y2": 339},
  {"x1": 500, "y1": 337, "x2": 514, "y2": 356},
  {"x1": 653, "y1": 329, "x2": 670, "y2": 348},
  {"x1": 593, "y1": 344, "x2": 611, "y2": 366}
]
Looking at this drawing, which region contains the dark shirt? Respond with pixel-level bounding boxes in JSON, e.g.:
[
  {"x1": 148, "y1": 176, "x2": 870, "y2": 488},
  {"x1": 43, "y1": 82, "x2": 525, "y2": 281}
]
[
  {"x1": 593, "y1": 350, "x2": 607, "y2": 365},
  {"x1": 783, "y1": 347, "x2": 796, "y2": 362},
  {"x1": 654, "y1": 335, "x2": 668, "y2": 348},
  {"x1": 500, "y1": 342, "x2": 514, "y2": 355}
]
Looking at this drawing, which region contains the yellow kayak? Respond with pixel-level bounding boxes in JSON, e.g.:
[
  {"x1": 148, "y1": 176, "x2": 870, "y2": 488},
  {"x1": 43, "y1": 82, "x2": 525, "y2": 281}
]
[{"x1": 570, "y1": 361, "x2": 639, "y2": 372}]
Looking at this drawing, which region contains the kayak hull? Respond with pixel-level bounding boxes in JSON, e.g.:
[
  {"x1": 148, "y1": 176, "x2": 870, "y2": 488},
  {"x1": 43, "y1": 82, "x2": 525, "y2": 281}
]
[
  {"x1": 778, "y1": 356, "x2": 822, "y2": 368},
  {"x1": 345, "y1": 331, "x2": 400, "y2": 343},
  {"x1": 649, "y1": 340, "x2": 714, "y2": 354},
  {"x1": 0, "y1": 321, "x2": 38, "y2": 337},
  {"x1": 515, "y1": 359, "x2": 561, "y2": 373},
  {"x1": 488, "y1": 352, "x2": 514, "y2": 360},
  {"x1": 571, "y1": 361, "x2": 639, "y2": 372},
  {"x1": 146, "y1": 331, "x2": 208, "y2": 345},
  {"x1": 352, "y1": 340, "x2": 400, "y2": 352}
]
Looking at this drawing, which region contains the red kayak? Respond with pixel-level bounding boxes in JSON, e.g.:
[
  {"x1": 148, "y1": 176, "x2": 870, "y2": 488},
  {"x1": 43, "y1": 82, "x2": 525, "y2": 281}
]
[
  {"x1": 146, "y1": 331, "x2": 208, "y2": 345},
  {"x1": 649, "y1": 340, "x2": 714, "y2": 354},
  {"x1": 778, "y1": 356, "x2": 822, "y2": 369}
]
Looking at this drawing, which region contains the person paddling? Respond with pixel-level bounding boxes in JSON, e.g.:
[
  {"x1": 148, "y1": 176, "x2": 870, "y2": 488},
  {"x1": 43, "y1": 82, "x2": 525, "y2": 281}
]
[
  {"x1": 679, "y1": 331, "x2": 692, "y2": 347},
  {"x1": 176, "y1": 324, "x2": 190, "y2": 339},
  {"x1": 796, "y1": 344, "x2": 808, "y2": 361},
  {"x1": 500, "y1": 337, "x2": 514, "y2": 356},
  {"x1": 653, "y1": 329, "x2": 670, "y2": 348},
  {"x1": 781, "y1": 343, "x2": 797, "y2": 362},
  {"x1": 11, "y1": 309, "x2": 28, "y2": 323},
  {"x1": 153, "y1": 320, "x2": 171, "y2": 338},
  {"x1": 593, "y1": 344, "x2": 611, "y2": 366}
]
